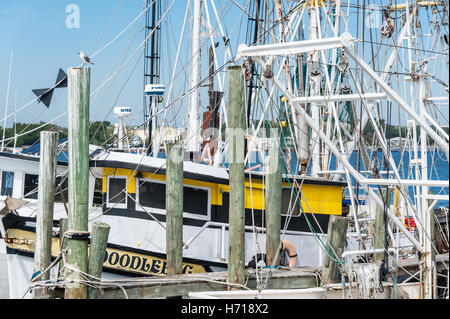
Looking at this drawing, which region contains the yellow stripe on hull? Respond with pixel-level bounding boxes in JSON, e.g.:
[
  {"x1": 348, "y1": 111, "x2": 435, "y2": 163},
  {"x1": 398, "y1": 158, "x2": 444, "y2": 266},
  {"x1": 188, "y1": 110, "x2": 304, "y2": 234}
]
[{"x1": 102, "y1": 167, "x2": 343, "y2": 216}]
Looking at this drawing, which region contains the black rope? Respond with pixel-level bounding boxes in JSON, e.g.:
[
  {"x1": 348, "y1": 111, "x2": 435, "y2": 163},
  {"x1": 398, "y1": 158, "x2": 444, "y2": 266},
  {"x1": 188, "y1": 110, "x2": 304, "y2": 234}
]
[{"x1": 64, "y1": 231, "x2": 91, "y2": 241}]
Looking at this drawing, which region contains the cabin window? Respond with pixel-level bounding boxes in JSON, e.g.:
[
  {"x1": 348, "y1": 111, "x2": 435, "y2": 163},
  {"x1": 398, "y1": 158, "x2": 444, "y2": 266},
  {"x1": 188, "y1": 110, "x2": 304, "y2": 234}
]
[
  {"x1": 281, "y1": 187, "x2": 301, "y2": 216},
  {"x1": 183, "y1": 187, "x2": 208, "y2": 216},
  {"x1": 107, "y1": 177, "x2": 127, "y2": 205},
  {"x1": 93, "y1": 178, "x2": 103, "y2": 206},
  {"x1": 24, "y1": 173, "x2": 39, "y2": 199},
  {"x1": 137, "y1": 179, "x2": 210, "y2": 218},
  {"x1": 55, "y1": 176, "x2": 68, "y2": 203},
  {"x1": 138, "y1": 180, "x2": 166, "y2": 210},
  {"x1": 1, "y1": 171, "x2": 14, "y2": 197}
]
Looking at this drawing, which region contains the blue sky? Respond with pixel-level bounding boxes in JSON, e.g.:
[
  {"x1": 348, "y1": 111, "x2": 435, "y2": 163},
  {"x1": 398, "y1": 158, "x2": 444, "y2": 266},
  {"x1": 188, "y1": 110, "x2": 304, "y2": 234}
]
[{"x1": 0, "y1": 0, "x2": 196, "y2": 128}]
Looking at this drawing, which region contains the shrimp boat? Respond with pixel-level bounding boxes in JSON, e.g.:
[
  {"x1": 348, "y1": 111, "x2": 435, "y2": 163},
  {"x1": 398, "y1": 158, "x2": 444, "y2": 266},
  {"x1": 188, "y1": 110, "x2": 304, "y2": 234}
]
[{"x1": 1, "y1": 0, "x2": 449, "y2": 299}]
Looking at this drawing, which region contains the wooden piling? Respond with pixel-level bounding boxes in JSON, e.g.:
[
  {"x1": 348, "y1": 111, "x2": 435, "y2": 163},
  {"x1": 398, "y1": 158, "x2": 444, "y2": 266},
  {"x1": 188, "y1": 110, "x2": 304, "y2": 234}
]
[
  {"x1": 58, "y1": 217, "x2": 68, "y2": 276},
  {"x1": 65, "y1": 67, "x2": 90, "y2": 299},
  {"x1": 33, "y1": 131, "x2": 58, "y2": 298},
  {"x1": 374, "y1": 188, "x2": 391, "y2": 262},
  {"x1": 265, "y1": 143, "x2": 282, "y2": 266},
  {"x1": 226, "y1": 65, "x2": 246, "y2": 287},
  {"x1": 88, "y1": 222, "x2": 110, "y2": 299},
  {"x1": 322, "y1": 215, "x2": 348, "y2": 283},
  {"x1": 166, "y1": 144, "x2": 184, "y2": 276}
]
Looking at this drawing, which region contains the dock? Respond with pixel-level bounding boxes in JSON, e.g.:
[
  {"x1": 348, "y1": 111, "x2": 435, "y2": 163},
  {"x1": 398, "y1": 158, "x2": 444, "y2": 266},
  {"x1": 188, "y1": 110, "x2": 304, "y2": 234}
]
[
  {"x1": 96, "y1": 253, "x2": 448, "y2": 299},
  {"x1": 98, "y1": 267, "x2": 320, "y2": 299}
]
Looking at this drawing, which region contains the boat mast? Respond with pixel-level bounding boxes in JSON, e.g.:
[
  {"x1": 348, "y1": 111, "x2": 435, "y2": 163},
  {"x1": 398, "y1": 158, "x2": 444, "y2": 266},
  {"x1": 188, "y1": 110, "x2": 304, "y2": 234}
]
[
  {"x1": 186, "y1": 0, "x2": 202, "y2": 156},
  {"x1": 1, "y1": 52, "x2": 13, "y2": 152},
  {"x1": 419, "y1": 62, "x2": 434, "y2": 299},
  {"x1": 143, "y1": 0, "x2": 161, "y2": 155},
  {"x1": 295, "y1": 24, "x2": 310, "y2": 175},
  {"x1": 245, "y1": 0, "x2": 262, "y2": 140},
  {"x1": 308, "y1": 2, "x2": 321, "y2": 176}
]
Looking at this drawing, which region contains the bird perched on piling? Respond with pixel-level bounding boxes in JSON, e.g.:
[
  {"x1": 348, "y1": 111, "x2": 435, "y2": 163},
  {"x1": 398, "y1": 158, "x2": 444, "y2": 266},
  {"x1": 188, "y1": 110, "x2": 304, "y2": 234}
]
[{"x1": 78, "y1": 51, "x2": 94, "y2": 66}]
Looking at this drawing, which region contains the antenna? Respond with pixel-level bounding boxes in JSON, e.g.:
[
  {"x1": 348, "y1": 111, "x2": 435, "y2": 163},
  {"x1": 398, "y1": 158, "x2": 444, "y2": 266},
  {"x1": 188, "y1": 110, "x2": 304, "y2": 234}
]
[{"x1": 114, "y1": 106, "x2": 132, "y2": 149}]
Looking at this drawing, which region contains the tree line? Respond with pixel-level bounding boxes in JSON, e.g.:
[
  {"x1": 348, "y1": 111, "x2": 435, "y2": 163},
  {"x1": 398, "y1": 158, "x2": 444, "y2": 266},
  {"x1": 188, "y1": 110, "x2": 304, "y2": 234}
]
[
  {"x1": 1, "y1": 120, "x2": 448, "y2": 148},
  {"x1": 0, "y1": 121, "x2": 114, "y2": 148}
]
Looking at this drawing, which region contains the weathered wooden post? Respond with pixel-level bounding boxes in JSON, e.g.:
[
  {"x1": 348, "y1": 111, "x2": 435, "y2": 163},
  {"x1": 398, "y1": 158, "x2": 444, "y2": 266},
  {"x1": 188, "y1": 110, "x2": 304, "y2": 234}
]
[
  {"x1": 374, "y1": 188, "x2": 391, "y2": 262},
  {"x1": 33, "y1": 131, "x2": 59, "y2": 299},
  {"x1": 65, "y1": 67, "x2": 90, "y2": 299},
  {"x1": 265, "y1": 142, "x2": 282, "y2": 267},
  {"x1": 58, "y1": 217, "x2": 68, "y2": 275},
  {"x1": 322, "y1": 215, "x2": 348, "y2": 283},
  {"x1": 166, "y1": 143, "x2": 184, "y2": 276},
  {"x1": 88, "y1": 222, "x2": 110, "y2": 299},
  {"x1": 226, "y1": 65, "x2": 246, "y2": 288}
]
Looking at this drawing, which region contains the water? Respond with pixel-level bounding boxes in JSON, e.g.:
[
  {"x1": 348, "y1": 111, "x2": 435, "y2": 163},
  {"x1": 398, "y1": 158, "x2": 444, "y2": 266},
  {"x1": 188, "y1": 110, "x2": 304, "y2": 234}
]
[
  {"x1": 234, "y1": 148, "x2": 449, "y2": 209},
  {"x1": 327, "y1": 149, "x2": 449, "y2": 208}
]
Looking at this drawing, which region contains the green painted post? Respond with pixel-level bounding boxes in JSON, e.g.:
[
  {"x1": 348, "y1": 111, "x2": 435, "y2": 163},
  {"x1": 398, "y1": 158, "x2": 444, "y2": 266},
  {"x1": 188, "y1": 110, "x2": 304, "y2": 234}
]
[
  {"x1": 33, "y1": 131, "x2": 59, "y2": 299},
  {"x1": 265, "y1": 143, "x2": 282, "y2": 267},
  {"x1": 226, "y1": 65, "x2": 246, "y2": 288},
  {"x1": 88, "y1": 222, "x2": 110, "y2": 299},
  {"x1": 65, "y1": 67, "x2": 90, "y2": 299},
  {"x1": 166, "y1": 144, "x2": 184, "y2": 276}
]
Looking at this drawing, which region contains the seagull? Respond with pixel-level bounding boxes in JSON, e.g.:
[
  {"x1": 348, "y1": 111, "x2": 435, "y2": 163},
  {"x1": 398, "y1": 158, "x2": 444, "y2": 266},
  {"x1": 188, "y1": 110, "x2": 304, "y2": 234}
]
[{"x1": 78, "y1": 50, "x2": 94, "y2": 66}]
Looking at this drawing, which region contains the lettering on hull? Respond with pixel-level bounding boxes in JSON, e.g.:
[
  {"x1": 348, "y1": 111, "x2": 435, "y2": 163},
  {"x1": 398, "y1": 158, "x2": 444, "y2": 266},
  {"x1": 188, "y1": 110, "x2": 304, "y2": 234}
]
[
  {"x1": 102, "y1": 248, "x2": 206, "y2": 276},
  {"x1": 5, "y1": 228, "x2": 208, "y2": 276}
]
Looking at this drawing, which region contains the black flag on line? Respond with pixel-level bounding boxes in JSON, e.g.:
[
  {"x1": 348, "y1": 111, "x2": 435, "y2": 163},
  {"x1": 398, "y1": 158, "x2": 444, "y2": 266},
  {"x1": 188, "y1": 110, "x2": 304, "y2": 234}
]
[{"x1": 32, "y1": 68, "x2": 67, "y2": 108}]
